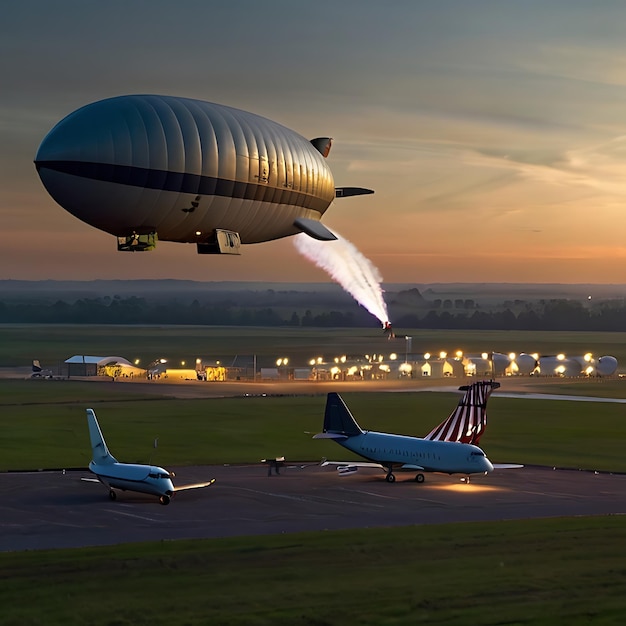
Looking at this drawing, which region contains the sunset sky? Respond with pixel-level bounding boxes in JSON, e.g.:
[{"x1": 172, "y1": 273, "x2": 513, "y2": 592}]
[{"x1": 3, "y1": 1, "x2": 626, "y2": 284}]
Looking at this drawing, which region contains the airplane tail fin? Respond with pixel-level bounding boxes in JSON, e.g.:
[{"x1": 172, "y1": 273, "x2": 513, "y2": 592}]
[
  {"x1": 423, "y1": 380, "x2": 500, "y2": 445},
  {"x1": 32, "y1": 359, "x2": 42, "y2": 372},
  {"x1": 316, "y1": 393, "x2": 364, "y2": 438},
  {"x1": 86, "y1": 409, "x2": 117, "y2": 465}
]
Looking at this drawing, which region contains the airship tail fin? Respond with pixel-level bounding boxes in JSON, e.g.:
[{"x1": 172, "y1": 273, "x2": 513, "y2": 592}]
[
  {"x1": 310, "y1": 137, "x2": 332, "y2": 158},
  {"x1": 335, "y1": 187, "x2": 375, "y2": 198},
  {"x1": 293, "y1": 218, "x2": 337, "y2": 241}
]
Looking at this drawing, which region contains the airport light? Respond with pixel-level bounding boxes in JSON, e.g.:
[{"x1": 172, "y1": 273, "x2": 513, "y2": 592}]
[
  {"x1": 424, "y1": 352, "x2": 431, "y2": 360},
  {"x1": 509, "y1": 352, "x2": 516, "y2": 361},
  {"x1": 439, "y1": 351, "x2": 447, "y2": 359},
  {"x1": 134, "y1": 359, "x2": 140, "y2": 365},
  {"x1": 557, "y1": 353, "x2": 565, "y2": 361},
  {"x1": 340, "y1": 355, "x2": 346, "y2": 363},
  {"x1": 399, "y1": 362, "x2": 412, "y2": 375},
  {"x1": 181, "y1": 361, "x2": 185, "y2": 366},
  {"x1": 584, "y1": 352, "x2": 593, "y2": 362},
  {"x1": 481, "y1": 352, "x2": 488, "y2": 360},
  {"x1": 390, "y1": 353, "x2": 397, "y2": 361},
  {"x1": 309, "y1": 359, "x2": 316, "y2": 366},
  {"x1": 455, "y1": 350, "x2": 463, "y2": 359}
]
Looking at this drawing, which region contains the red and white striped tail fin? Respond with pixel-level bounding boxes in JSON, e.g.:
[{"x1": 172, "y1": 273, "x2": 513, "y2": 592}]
[{"x1": 423, "y1": 380, "x2": 500, "y2": 445}]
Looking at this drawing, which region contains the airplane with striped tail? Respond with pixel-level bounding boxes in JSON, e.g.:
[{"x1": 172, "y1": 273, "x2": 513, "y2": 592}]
[{"x1": 314, "y1": 380, "x2": 519, "y2": 483}]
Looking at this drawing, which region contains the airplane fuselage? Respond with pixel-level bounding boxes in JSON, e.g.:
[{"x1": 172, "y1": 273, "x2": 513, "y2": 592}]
[
  {"x1": 89, "y1": 461, "x2": 174, "y2": 498},
  {"x1": 337, "y1": 431, "x2": 494, "y2": 475}
]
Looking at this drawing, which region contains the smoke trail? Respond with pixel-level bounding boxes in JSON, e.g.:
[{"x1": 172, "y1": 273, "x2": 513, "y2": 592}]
[{"x1": 294, "y1": 229, "x2": 389, "y2": 326}]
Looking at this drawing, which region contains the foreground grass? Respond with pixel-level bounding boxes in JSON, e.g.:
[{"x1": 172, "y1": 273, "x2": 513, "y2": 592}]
[{"x1": 1, "y1": 517, "x2": 625, "y2": 625}]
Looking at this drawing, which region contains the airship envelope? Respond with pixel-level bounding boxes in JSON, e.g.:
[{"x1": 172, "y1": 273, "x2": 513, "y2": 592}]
[{"x1": 35, "y1": 95, "x2": 372, "y2": 254}]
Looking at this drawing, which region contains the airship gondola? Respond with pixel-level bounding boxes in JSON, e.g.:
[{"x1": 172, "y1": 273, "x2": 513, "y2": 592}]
[{"x1": 35, "y1": 95, "x2": 373, "y2": 254}]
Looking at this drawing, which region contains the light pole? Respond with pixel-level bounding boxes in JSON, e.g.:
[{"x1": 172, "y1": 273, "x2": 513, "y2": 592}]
[{"x1": 404, "y1": 336, "x2": 412, "y2": 363}]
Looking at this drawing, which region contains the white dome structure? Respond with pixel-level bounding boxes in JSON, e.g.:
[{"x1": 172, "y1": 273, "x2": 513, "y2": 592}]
[
  {"x1": 516, "y1": 353, "x2": 538, "y2": 375},
  {"x1": 596, "y1": 355, "x2": 618, "y2": 377}
]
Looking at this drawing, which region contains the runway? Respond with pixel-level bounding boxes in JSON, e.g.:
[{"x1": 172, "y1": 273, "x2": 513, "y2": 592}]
[{"x1": 1, "y1": 464, "x2": 624, "y2": 552}]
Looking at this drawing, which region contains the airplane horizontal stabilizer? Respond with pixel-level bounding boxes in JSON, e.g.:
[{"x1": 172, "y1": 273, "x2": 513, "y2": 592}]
[
  {"x1": 173, "y1": 478, "x2": 216, "y2": 492},
  {"x1": 293, "y1": 217, "x2": 337, "y2": 241},
  {"x1": 313, "y1": 432, "x2": 348, "y2": 440}
]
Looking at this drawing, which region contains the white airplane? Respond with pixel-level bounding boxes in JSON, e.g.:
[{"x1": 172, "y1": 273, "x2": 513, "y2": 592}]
[
  {"x1": 86, "y1": 408, "x2": 215, "y2": 505},
  {"x1": 314, "y1": 380, "x2": 514, "y2": 483}
]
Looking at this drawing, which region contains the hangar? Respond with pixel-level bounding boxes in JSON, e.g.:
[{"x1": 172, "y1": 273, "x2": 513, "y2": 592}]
[{"x1": 64, "y1": 355, "x2": 145, "y2": 378}]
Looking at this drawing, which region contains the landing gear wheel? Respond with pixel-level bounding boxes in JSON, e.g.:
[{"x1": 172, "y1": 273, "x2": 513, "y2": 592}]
[
  {"x1": 159, "y1": 495, "x2": 171, "y2": 506},
  {"x1": 109, "y1": 490, "x2": 117, "y2": 501},
  {"x1": 415, "y1": 473, "x2": 425, "y2": 483},
  {"x1": 385, "y1": 472, "x2": 396, "y2": 483}
]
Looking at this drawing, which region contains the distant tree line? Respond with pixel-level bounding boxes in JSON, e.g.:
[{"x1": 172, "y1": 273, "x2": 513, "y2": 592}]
[
  {"x1": 0, "y1": 295, "x2": 625, "y2": 331},
  {"x1": 0, "y1": 296, "x2": 362, "y2": 327}
]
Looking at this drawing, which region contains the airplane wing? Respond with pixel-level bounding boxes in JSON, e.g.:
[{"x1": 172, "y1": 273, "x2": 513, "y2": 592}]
[
  {"x1": 80, "y1": 477, "x2": 101, "y2": 483},
  {"x1": 321, "y1": 460, "x2": 427, "y2": 476},
  {"x1": 493, "y1": 463, "x2": 524, "y2": 469},
  {"x1": 173, "y1": 478, "x2": 216, "y2": 492},
  {"x1": 321, "y1": 460, "x2": 385, "y2": 470}
]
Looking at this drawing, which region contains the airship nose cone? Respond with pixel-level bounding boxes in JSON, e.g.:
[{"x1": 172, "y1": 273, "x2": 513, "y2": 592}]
[
  {"x1": 36, "y1": 96, "x2": 145, "y2": 172},
  {"x1": 34, "y1": 96, "x2": 154, "y2": 234}
]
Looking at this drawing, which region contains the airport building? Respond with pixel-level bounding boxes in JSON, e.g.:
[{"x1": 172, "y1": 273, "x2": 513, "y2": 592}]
[{"x1": 60, "y1": 350, "x2": 618, "y2": 382}]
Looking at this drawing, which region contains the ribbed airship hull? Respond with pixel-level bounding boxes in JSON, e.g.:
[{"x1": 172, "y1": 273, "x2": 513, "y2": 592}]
[{"x1": 35, "y1": 95, "x2": 336, "y2": 251}]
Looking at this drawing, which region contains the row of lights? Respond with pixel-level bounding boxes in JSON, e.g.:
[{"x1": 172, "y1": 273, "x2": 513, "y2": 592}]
[{"x1": 135, "y1": 351, "x2": 595, "y2": 371}]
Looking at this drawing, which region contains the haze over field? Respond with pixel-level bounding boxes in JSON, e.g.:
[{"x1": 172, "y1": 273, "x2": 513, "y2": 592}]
[{"x1": 4, "y1": 2, "x2": 626, "y2": 283}]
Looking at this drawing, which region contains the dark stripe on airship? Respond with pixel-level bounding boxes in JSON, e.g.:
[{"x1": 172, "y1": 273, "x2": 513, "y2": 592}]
[{"x1": 35, "y1": 160, "x2": 329, "y2": 213}]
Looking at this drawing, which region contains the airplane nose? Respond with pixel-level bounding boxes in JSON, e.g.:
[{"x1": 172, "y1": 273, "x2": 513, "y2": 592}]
[{"x1": 484, "y1": 458, "x2": 494, "y2": 473}]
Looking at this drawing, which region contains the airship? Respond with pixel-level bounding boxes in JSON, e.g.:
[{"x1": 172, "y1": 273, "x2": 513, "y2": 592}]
[{"x1": 34, "y1": 95, "x2": 373, "y2": 255}]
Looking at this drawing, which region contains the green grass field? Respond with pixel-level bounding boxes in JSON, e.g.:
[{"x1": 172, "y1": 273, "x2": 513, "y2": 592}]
[
  {"x1": 2, "y1": 324, "x2": 626, "y2": 370},
  {"x1": 2, "y1": 325, "x2": 626, "y2": 624},
  {"x1": 2, "y1": 378, "x2": 626, "y2": 472},
  {"x1": 1, "y1": 517, "x2": 625, "y2": 625}
]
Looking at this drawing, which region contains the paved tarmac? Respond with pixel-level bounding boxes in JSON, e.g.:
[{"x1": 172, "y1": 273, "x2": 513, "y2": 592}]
[{"x1": 1, "y1": 463, "x2": 624, "y2": 552}]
